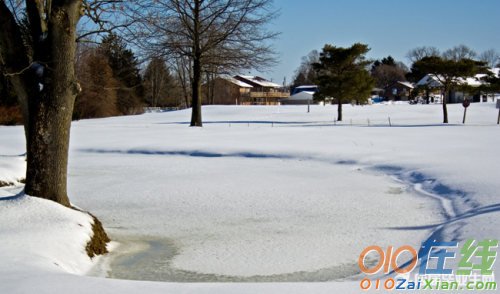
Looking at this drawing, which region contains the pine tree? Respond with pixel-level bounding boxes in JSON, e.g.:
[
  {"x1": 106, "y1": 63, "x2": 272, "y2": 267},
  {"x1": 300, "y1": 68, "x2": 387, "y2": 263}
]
[
  {"x1": 74, "y1": 49, "x2": 118, "y2": 119},
  {"x1": 371, "y1": 55, "x2": 407, "y2": 87},
  {"x1": 100, "y1": 33, "x2": 143, "y2": 115},
  {"x1": 313, "y1": 43, "x2": 376, "y2": 121}
]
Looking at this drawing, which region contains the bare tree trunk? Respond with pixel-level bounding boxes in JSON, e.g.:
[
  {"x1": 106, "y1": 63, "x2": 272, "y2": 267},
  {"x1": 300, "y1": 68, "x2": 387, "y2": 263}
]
[
  {"x1": 209, "y1": 72, "x2": 216, "y2": 105},
  {"x1": 190, "y1": 1, "x2": 202, "y2": 127},
  {"x1": 443, "y1": 89, "x2": 449, "y2": 123},
  {"x1": 24, "y1": 3, "x2": 85, "y2": 207},
  {"x1": 337, "y1": 100, "x2": 343, "y2": 121},
  {"x1": 205, "y1": 71, "x2": 210, "y2": 105},
  {"x1": 190, "y1": 55, "x2": 202, "y2": 126}
]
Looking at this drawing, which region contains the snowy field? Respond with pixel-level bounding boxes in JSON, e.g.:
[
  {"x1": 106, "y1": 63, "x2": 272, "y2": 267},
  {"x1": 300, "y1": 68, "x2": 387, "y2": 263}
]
[{"x1": 1, "y1": 102, "x2": 499, "y2": 293}]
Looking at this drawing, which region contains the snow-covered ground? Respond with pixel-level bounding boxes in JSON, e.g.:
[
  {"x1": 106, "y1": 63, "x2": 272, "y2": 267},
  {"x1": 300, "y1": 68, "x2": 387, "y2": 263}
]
[{"x1": 1, "y1": 102, "x2": 499, "y2": 293}]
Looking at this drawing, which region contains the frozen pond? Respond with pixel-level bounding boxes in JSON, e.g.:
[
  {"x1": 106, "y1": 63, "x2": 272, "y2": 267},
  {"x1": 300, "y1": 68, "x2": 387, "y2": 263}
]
[{"x1": 75, "y1": 154, "x2": 442, "y2": 282}]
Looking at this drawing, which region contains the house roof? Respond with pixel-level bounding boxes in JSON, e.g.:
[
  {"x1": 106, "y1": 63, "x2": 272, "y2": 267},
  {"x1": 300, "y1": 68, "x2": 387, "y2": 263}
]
[
  {"x1": 224, "y1": 77, "x2": 253, "y2": 88},
  {"x1": 287, "y1": 91, "x2": 314, "y2": 101},
  {"x1": 416, "y1": 68, "x2": 500, "y2": 88},
  {"x1": 397, "y1": 81, "x2": 414, "y2": 89},
  {"x1": 385, "y1": 81, "x2": 414, "y2": 89},
  {"x1": 235, "y1": 75, "x2": 282, "y2": 88},
  {"x1": 295, "y1": 85, "x2": 318, "y2": 89}
]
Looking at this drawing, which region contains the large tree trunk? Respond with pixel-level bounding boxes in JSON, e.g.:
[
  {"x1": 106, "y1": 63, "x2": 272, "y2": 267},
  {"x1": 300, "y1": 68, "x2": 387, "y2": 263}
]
[
  {"x1": 190, "y1": 55, "x2": 202, "y2": 126},
  {"x1": 337, "y1": 100, "x2": 343, "y2": 121},
  {"x1": 23, "y1": 2, "x2": 84, "y2": 207},
  {"x1": 443, "y1": 89, "x2": 449, "y2": 123}
]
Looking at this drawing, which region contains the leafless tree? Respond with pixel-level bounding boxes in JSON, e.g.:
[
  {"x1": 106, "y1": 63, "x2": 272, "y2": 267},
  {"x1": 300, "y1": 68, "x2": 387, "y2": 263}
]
[
  {"x1": 144, "y1": 57, "x2": 171, "y2": 107},
  {"x1": 127, "y1": 0, "x2": 280, "y2": 126},
  {"x1": 405, "y1": 46, "x2": 440, "y2": 63},
  {"x1": 171, "y1": 55, "x2": 193, "y2": 108},
  {"x1": 291, "y1": 49, "x2": 319, "y2": 89},
  {"x1": 297, "y1": 50, "x2": 320, "y2": 77},
  {"x1": 371, "y1": 64, "x2": 407, "y2": 88},
  {"x1": 478, "y1": 49, "x2": 500, "y2": 68},
  {"x1": 442, "y1": 44, "x2": 477, "y2": 61},
  {"x1": 395, "y1": 61, "x2": 410, "y2": 73}
]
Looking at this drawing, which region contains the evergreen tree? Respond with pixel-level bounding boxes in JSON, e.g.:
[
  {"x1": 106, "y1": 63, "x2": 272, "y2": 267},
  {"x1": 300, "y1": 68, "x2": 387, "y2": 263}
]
[
  {"x1": 74, "y1": 49, "x2": 118, "y2": 119},
  {"x1": 478, "y1": 71, "x2": 500, "y2": 103},
  {"x1": 291, "y1": 72, "x2": 307, "y2": 92},
  {"x1": 371, "y1": 55, "x2": 408, "y2": 87},
  {"x1": 371, "y1": 55, "x2": 396, "y2": 73},
  {"x1": 381, "y1": 56, "x2": 396, "y2": 66},
  {"x1": 313, "y1": 43, "x2": 376, "y2": 121},
  {"x1": 405, "y1": 64, "x2": 426, "y2": 84},
  {"x1": 100, "y1": 33, "x2": 143, "y2": 115}
]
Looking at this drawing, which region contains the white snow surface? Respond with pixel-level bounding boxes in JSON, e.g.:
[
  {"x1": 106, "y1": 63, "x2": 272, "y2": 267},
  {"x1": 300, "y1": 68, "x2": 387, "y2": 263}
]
[{"x1": 1, "y1": 102, "x2": 500, "y2": 293}]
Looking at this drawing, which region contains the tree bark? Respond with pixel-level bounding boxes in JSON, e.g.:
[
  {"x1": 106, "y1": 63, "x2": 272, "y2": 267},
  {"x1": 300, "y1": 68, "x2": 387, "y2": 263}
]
[
  {"x1": 443, "y1": 89, "x2": 449, "y2": 123},
  {"x1": 24, "y1": 2, "x2": 83, "y2": 207},
  {"x1": 337, "y1": 100, "x2": 343, "y2": 121},
  {"x1": 190, "y1": 55, "x2": 202, "y2": 126},
  {"x1": 190, "y1": 0, "x2": 202, "y2": 127}
]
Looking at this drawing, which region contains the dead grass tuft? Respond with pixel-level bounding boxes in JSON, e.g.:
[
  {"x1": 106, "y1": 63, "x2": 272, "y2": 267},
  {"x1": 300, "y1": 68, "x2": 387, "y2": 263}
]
[
  {"x1": 0, "y1": 178, "x2": 26, "y2": 187},
  {"x1": 0, "y1": 181, "x2": 14, "y2": 187},
  {"x1": 85, "y1": 213, "x2": 111, "y2": 258}
]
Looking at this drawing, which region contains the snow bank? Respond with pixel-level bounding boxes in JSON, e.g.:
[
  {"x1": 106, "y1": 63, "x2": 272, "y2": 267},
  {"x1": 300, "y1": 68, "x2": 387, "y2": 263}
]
[{"x1": 0, "y1": 155, "x2": 25, "y2": 186}]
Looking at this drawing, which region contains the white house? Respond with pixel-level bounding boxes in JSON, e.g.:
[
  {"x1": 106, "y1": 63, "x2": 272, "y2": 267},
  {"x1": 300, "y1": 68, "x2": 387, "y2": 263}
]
[
  {"x1": 416, "y1": 68, "x2": 499, "y2": 103},
  {"x1": 283, "y1": 85, "x2": 333, "y2": 105}
]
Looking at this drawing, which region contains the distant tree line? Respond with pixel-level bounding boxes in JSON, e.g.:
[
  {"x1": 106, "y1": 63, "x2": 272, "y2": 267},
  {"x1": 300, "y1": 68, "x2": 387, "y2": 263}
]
[
  {"x1": 291, "y1": 45, "x2": 499, "y2": 89},
  {"x1": 290, "y1": 43, "x2": 498, "y2": 123}
]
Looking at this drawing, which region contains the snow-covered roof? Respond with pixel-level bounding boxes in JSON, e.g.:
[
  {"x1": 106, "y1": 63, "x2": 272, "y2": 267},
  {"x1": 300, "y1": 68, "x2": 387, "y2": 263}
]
[
  {"x1": 224, "y1": 77, "x2": 253, "y2": 88},
  {"x1": 287, "y1": 91, "x2": 314, "y2": 100},
  {"x1": 236, "y1": 76, "x2": 282, "y2": 88},
  {"x1": 416, "y1": 75, "x2": 443, "y2": 87},
  {"x1": 397, "y1": 81, "x2": 414, "y2": 89},
  {"x1": 416, "y1": 68, "x2": 500, "y2": 88},
  {"x1": 295, "y1": 85, "x2": 318, "y2": 89}
]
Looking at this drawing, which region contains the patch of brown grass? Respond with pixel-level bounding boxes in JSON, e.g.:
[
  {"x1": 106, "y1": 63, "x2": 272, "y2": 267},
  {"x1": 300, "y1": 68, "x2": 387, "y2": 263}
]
[
  {"x1": 0, "y1": 181, "x2": 14, "y2": 187},
  {"x1": 0, "y1": 178, "x2": 25, "y2": 187},
  {"x1": 85, "y1": 213, "x2": 111, "y2": 258},
  {"x1": 71, "y1": 206, "x2": 110, "y2": 258}
]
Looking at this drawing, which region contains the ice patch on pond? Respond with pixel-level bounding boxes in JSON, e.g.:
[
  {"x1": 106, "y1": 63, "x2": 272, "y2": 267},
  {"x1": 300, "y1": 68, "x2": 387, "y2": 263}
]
[{"x1": 78, "y1": 155, "x2": 444, "y2": 280}]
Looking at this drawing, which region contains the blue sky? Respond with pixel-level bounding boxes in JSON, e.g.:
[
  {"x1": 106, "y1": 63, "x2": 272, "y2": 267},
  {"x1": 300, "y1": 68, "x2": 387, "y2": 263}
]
[{"x1": 254, "y1": 0, "x2": 500, "y2": 86}]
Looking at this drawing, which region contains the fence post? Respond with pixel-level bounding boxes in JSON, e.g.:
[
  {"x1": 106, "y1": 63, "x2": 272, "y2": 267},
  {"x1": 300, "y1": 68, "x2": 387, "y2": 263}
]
[{"x1": 388, "y1": 117, "x2": 391, "y2": 127}]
